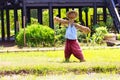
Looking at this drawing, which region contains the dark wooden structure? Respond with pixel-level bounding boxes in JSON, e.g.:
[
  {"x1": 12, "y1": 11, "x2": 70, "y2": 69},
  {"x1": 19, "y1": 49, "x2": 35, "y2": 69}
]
[{"x1": 0, "y1": 0, "x2": 120, "y2": 42}]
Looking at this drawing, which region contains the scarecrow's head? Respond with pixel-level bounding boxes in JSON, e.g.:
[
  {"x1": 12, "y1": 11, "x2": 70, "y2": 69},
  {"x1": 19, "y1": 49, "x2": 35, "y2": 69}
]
[{"x1": 66, "y1": 10, "x2": 78, "y2": 20}]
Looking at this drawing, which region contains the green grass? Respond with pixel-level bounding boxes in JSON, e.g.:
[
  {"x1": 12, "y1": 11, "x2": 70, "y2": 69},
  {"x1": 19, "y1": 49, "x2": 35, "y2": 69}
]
[{"x1": 0, "y1": 48, "x2": 120, "y2": 75}]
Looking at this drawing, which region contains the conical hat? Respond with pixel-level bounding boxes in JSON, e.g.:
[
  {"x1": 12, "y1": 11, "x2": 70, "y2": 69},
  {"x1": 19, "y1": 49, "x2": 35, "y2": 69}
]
[{"x1": 66, "y1": 10, "x2": 78, "y2": 19}]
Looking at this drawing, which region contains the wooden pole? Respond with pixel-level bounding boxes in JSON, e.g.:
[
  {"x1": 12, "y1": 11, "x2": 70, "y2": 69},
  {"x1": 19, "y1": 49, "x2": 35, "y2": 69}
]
[
  {"x1": 93, "y1": 2, "x2": 97, "y2": 25},
  {"x1": 103, "y1": 7, "x2": 107, "y2": 23},
  {"x1": 58, "y1": 8, "x2": 61, "y2": 18},
  {"x1": 21, "y1": 9, "x2": 24, "y2": 28},
  {"x1": 14, "y1": 8, "x2": 18, "y2": 34},
  {"x1": 38, "y1": 8, "x2": 43, "y2": 24},
  {"x1": 49, "y1": 3, "x2": 54, "y2": 29},
  {"x1": 1, "y1": 8, "x2": 5, "y2": 41},
  {"x1": 85, "y1": 10, "x2": 88, "y2": 27},
  {"x1": 23, "y1": 0, "x2": 27, "y2": 46},
  {"x1": 49, "y1": 3, "x2": 55, "y2": 49},
  {"x1": 23, "y1": 16, "x2": 26, "y2": 46},
  {"x1": 79, "y1": 7, "x2": 83, "y2": 25},
  {"x1": 27, "y1": 8, "x2": 31, "y2": 24},
  {"x1": 79, "y1": 7, "x2": 82, "y2": 21},
  {"x1": 16, "y1": 21, "x2": 20, "y2": 32},
  {"x1": 6, "y1": 8, "x2": 10, "y2": 41}
]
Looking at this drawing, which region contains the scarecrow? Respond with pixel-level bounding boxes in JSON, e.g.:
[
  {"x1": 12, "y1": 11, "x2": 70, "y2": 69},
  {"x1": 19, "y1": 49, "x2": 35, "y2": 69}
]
[{"x1": 54, "y1": 10, "x2": 91, "y2": 62}]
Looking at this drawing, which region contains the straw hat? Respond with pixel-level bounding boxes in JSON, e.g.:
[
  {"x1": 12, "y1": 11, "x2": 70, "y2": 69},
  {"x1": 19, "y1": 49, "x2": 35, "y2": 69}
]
[{"x1": 66, "y1": 10, "x2": 78, "y2": 19}]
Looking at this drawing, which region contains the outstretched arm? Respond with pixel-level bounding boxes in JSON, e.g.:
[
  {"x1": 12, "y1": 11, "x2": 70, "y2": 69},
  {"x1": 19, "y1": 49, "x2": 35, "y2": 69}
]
[
  {"x1": 74, "y1": 23, "x2": 91, "y2": 34},
  {"x1": 54, "y1": 17, "x2": 69, "y2": 26}
]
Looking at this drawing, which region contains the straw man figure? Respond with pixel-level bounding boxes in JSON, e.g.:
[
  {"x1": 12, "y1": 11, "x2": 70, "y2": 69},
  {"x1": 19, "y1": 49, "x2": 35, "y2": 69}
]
[{"x1": 54, "y1": 10, "x2": 91, "y2": 62}]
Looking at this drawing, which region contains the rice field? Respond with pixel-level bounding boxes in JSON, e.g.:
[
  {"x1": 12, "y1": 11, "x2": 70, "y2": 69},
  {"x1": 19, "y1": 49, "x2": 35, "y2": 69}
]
[{"x1": 0, "y1": 48, "x2": 120, "y2": 80}]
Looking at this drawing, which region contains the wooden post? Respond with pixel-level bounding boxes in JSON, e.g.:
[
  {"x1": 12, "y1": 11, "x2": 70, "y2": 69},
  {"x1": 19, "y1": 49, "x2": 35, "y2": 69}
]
[
  {"x1": 1, "y1": 8, "x2": 5, "y2": 41},
  {"x1": 58, "y1": 8, "x2": 61, "y2": 18},
  {"x1": 49, "y1": 3, "x2": 54, "y2": 29},
  {"x1": 79, "y1": 7, "x2": 82, "y2": 22},
  {"x1": 93, "y1": 2, "x2": 97, "y2": 25},
  {"x1": 86, "y1": 11, "x2": 88, "y2": 27},
  {"x1": 14, "y1": 8, "x2": 18, "y2": 34},
  {"x1": 6, "y1": 8, "x2": 10, "y2": 41},
  {"x1": 21, "y1": 9, "x2": 24, "y2": 28},
  {"x1": 83, "y1": 7, "x2": 89, "y2": 27},
  {"x1": 49, "y1": 3, "x2": 55, "y2": 49},
  {"x1": 23, "y1": 0, "x2": 27, "y2": 46},
  {"x1": 38, "y1": 8, "x2": 43, "y2": 24},
  {"x1": 79, "y1": 7, "x2": 84, "y2": 25},
  {"x1": 103, "y1": 7, "x2": 107, "y2": 23},
  {"x1": 16, "y1": 21, "x2": 20, "y2": 32},
  {"x1": 27, "y1": 8, "x2": 31, "y2": 24}
]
